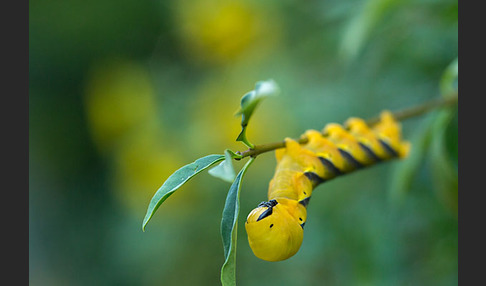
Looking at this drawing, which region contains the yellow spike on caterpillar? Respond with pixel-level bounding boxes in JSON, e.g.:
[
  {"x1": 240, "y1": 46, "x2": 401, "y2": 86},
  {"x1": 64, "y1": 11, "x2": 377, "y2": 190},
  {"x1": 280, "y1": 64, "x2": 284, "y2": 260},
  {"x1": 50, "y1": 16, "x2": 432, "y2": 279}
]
[{"x1": 245, "y1": 111, "x2": 410, "y2": 261}]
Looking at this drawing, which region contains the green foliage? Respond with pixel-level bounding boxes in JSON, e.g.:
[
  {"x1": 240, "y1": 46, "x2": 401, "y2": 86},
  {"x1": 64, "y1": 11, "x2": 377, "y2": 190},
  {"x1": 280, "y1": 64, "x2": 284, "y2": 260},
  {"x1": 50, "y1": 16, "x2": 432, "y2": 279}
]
[
  {"x1": 141, "y1": 80, "x2": 274, "y2": 285},
  {"x1": 389, "y1": 113, "x2": 434, "y2": 203},
  {"x1": 235, "y1": 79, "x2": 279, "y2": 148},
  {"x1": 429, "y1": 109, "x2": 458, "y2": 215},
  {"x1": 208, "y1": 150, "x2": 239, "y2": 183},
  {"x1": 142, "y1": 154, "x2": 225, "y2": 231},
  {"x1": 440, "y1": 58, "x2": 458, "y2": 96},
  {"x1": 140, "y1": 79, "x2": 279, "y2": 285},
  {"x1": 339, "y1": 0, "x2": 402, "y2": 62},
  {"x1": 429, "y1": 57, "x2": 458, "y2": 215},
  {"x1": 220, "y1": 158, "x2": 255, "y2": 286},
  {"x1": 389, "y1": 57, "x2": 458, "y2": 214}
]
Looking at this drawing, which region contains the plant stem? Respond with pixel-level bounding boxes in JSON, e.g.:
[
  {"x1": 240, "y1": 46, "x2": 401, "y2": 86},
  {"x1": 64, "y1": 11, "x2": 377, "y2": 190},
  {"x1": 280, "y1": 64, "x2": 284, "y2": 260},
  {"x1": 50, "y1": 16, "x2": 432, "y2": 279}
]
[{"x1": 238, "y1": 93, "x2": 458, "y2": 159}]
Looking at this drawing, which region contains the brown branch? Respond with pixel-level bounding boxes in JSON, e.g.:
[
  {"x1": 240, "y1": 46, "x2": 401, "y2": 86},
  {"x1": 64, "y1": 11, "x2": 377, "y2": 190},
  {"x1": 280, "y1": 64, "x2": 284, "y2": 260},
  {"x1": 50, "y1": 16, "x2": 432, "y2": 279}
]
[{"x1": 238, "y1": 93, "x2": 458, "y2": 159}]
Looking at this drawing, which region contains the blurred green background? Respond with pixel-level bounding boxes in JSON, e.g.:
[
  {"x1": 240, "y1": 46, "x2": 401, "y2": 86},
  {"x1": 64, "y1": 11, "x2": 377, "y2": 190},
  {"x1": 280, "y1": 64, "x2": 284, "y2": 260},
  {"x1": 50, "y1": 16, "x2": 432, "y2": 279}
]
[{"x1": 29, "y1": 0, "x2": 458, "y2": 285}]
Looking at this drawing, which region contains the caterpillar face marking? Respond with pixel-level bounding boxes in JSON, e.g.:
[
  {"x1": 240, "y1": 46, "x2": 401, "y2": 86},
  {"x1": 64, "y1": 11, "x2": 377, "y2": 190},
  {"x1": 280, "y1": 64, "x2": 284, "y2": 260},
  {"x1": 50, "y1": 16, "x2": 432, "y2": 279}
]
[
  {"x1": 256, "y1": 199, "x2": 278, "y2": 221},
  {"x1": 257, "y1": 199, "x2": 278, "y2": 208},
  {"x1": 245, "y1": 111, "x2": 410, "y2": 262},
  {"x1": 257, "y1": 207, "x2": 273, "y2": 221}
]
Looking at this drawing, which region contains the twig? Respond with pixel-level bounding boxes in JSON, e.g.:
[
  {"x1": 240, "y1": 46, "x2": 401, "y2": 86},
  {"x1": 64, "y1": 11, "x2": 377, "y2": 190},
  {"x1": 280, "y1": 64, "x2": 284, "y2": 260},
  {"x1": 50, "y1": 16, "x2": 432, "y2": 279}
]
[{"x1": 238, "y1": 93, "x2": 458, "y2": 159}]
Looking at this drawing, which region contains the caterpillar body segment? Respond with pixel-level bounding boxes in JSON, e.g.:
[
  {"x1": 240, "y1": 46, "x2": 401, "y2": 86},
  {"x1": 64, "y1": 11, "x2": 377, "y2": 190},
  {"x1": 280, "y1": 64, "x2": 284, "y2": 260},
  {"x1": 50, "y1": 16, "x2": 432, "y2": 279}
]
[
  {"x1": 345, "y1": 117, "x2": 392, "y2": 160},
  {"x1": 269, "y1": 139, "x2": 322, "y2": 201},
  {"x1": 323, "y1": 123, "x2": 373, "y2": 168},
  {"x1": 245, "y1": 111, "x2": 410, "y2": 262},
  {"x1": 302, "y1": 130, "x2": 347, "y2": 174},
  {"x1": 371, "y1": 111, "x2": 411, "y2": 158}
]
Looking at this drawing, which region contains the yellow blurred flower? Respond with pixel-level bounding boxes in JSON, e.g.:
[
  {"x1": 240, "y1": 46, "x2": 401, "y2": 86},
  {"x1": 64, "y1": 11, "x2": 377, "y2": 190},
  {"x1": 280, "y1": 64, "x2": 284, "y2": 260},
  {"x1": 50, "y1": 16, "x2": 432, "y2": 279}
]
[
  {"x1": 83, "y1": 59, "x2": 158, "y2": 153},
  {"x1": 83, "y1": 58, "x2": 196, "y2": 217},
  {"x1": 173, "y1": 0, "x2": 282, "y2": 65},
  {"x1": 110, "y1": 123, "x2": 194, "y2": 217}
]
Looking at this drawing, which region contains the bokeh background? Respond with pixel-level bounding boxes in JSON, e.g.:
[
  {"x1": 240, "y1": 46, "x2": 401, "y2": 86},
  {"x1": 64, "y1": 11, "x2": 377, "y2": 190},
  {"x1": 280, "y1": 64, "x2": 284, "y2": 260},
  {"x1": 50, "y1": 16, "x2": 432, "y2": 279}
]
[{"x1": 29, "y1": 0, "x2": 458, "y2": 285}]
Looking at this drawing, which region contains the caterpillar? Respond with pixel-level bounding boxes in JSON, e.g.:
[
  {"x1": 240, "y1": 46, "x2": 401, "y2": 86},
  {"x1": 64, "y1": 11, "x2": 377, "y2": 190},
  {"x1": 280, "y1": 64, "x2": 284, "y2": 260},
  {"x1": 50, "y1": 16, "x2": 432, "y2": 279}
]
[{"x1": 244, "y1": 111, "x2": 410, "y2": 262}]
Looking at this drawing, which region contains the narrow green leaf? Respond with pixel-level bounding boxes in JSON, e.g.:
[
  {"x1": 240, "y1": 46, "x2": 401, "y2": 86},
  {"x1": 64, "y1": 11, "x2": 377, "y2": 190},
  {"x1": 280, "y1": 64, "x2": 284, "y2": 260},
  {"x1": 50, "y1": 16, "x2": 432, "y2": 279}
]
[
  {"x1": 440, "y1": 57, "x2": 458, "y2": 96},
  {"x1": 425, "y1": 57, "x2": 458, "y2": 215},
  {"x1": 209, "y1": 150, "x2": 237, "y2": 183},
  {"x1": 142, "y1": 154, "x2": 225, "y2": 231},
  {"x1": 235, "y1": 80, "x2": 279, "y2": 147},
  {"x1": 429, "y1": 109, "x2": 458, "y2": 216},
  {"x1": 220, "y1": 158, "x2": 255, "y2": 286},
  {"x1": 339, "y1": 0, "x2": 401, "y2": 62},
  {"x1": 390, "y1": 58, "x2": 457, "y2": 209},
  {"x1": 389, "y1": 113, "x2": 435, "y2": 204},
  {"x1": 225, "y1": 149, "x2": 243, "y2": 160}
]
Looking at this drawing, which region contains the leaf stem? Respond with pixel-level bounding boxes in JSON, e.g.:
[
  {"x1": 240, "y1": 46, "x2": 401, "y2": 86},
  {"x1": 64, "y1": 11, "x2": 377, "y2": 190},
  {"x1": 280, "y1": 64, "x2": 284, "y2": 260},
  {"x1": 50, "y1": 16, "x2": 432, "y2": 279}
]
[{"x1": 238, "y1": 93, "x2": 458, "y2": 159}]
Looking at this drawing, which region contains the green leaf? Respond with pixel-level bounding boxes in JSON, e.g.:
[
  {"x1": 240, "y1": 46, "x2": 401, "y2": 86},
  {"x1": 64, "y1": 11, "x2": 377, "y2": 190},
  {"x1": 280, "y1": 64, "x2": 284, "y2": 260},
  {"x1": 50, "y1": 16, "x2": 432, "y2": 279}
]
[
  {"x1": 389, "y1": 113, "x2": 435, "y2": 204},
  {"x1": 339, "y1": 0, "x2": 401, "y2": 62},
  {"x1": 220, "y1": 158, "x2": 255, "y2": 286},
  {"x1": 422, "y1": 57, "x2": 458, "y2": 216},
  {"x1": 390, "y1": 58, "x2": 458, "y2": 210},
  {"x1": 235, "y1": 80, "x2": 279, "y2": 148},
  {"x1": 209, "y1": 150, "x2": 237, "y2": 183},
  {"x1": 429, "y1": 109, "x2": 458, "y2": 216},
  {"x1": 142, "y1": 154, "x2": 225, "y2": 231},
  {"x1": 440, "y1": 57, "x2": 458, "y2": 96}
]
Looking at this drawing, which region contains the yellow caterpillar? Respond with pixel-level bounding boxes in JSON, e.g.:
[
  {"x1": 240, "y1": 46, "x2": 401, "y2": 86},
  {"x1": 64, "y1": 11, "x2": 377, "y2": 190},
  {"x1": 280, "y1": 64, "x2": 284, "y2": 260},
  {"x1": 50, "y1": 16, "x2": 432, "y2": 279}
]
[{"x1": 244, "y1": 111, "x2": 410, "y2": 262}]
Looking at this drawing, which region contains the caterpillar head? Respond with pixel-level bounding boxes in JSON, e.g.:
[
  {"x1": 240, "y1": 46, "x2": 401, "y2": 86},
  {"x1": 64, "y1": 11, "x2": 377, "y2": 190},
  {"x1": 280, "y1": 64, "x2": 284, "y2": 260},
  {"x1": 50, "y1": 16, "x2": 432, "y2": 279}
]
[{"x1": 245, "y1": 198, "x2": 307, "y2": 261}]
